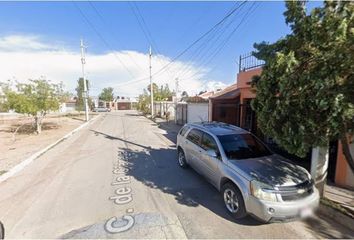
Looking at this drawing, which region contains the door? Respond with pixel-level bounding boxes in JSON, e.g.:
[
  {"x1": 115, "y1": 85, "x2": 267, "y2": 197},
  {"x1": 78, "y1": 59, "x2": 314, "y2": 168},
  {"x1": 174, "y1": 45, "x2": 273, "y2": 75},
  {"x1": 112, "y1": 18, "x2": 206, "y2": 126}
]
[
  {"x1": 185, "y1": 129, "x2": 203, "y2": 168},
  {"x1": 199, "y1": 133, "x2": 221, "y2": 186},
  {"x1": 328, "y1": 140, "x2": 338, "y2": 183}
]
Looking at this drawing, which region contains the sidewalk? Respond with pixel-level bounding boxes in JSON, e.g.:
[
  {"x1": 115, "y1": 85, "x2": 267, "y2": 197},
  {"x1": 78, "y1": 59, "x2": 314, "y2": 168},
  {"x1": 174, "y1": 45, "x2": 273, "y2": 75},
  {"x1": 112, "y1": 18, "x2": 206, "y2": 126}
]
[
  {"x1": 152, "y1": 117, "x2": 182, "y2": 144},
  {"x1": 324, "y1": 184, "x2": 354, "y2": 217},
  {"x1": 154, "y1": 118, "x2": 181, "y2": 133}
]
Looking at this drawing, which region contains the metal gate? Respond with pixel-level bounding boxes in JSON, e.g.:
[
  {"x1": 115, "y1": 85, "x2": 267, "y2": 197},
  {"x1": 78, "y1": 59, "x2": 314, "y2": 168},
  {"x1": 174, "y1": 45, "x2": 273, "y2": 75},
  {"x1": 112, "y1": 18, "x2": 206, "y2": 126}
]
[{"x1": 177, "y1": 104, "x2": 187, "y2": 125}]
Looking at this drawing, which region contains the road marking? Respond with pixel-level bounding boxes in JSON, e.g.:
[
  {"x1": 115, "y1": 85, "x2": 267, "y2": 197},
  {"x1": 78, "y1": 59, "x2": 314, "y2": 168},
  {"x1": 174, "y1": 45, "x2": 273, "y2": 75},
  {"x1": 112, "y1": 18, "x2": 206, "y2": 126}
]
[{"x1": 105, "y1": 150, "x2": 135, "y2": 234}]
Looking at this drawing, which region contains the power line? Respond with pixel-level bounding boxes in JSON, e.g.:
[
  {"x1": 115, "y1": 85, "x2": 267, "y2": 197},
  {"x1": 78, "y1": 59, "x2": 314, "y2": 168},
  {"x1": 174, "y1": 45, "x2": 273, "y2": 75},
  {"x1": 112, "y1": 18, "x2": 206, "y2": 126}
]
[
  {"x1": 177, "y1": 2, "x2": 259, "y2": 92},
  {"x1": 88, "y1": 1, "x2": 144, "y2": 72},
  {"x1": 149, "y1": 1, "x2": 247, "y2": 78},
  {"x1": 174, "y1": 1, "x2": 247, "y2": 80},
  {"x1": 118, "y1": 1, "x2": 247, "y2": 89},
  {"x1": 129, "y1": 2, "x2": 175, "y2": 79},
  {"x1": 179, "y1": 2, "x2": 259, "y2": 83},
  {"x1": 73, "y1": 2, "x2": 137, "y2": 79}
]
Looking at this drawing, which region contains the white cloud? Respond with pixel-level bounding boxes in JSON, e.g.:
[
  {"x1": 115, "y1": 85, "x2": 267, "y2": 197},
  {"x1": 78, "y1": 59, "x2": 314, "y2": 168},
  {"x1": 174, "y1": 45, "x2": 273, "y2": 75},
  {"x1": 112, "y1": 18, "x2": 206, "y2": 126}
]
[
  {"x1": 0, "y1": 35, "x2": 227, "y2": 97},
  {"x1": 0, "y1": 35, "x2": 61, "y2": 52}
]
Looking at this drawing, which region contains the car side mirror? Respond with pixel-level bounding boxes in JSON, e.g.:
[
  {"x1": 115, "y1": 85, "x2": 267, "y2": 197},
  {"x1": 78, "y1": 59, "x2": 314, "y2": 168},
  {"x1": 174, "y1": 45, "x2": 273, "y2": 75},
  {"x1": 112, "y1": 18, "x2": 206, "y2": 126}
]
[{"x1": 206, "y1": 149, "x2": 218, "y2": 158}]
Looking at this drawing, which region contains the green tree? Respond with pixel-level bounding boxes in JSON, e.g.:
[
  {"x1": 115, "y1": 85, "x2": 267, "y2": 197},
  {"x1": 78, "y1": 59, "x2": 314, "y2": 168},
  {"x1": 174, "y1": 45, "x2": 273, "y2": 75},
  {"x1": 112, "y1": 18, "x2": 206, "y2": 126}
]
[
  {"x1": 4, "y1": 78, "x2": 61, "y2": 134},
  {"x1": 147, "y1": 83, "x2": 158, "y2": 96},
  {"x1": 99, "y1": 87, "x2": 114, "y2": 102},
  {"x1": 75, "y1": 78, "x2": 92, "y2": 111},
  {"x1": 251, "y1": 1, "x2": 354, "y2": 171},
  {"x1": 137, "y1": 84, "x2": 174, "y2": 114},
  {"x1": 156, "y1": 84, "x2": 173, "y2": 101},
  {"x1": 55, "y1": 81, "x2": 73, "y2": 103},
  {"x1": 146, "y1": 83, "x2": 173, "y2": 101},
  {"x1": 0, "y1": 80, "x2": 11, "y2": 112},
  {"x1": 137, "y1": 89, "x2": 150, "y2": 114}
]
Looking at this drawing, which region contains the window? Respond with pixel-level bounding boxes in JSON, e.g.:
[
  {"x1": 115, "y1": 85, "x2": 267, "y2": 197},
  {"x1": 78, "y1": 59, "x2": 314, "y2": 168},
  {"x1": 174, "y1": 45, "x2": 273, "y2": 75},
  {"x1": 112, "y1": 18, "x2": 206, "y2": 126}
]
[
  {"x1": 218, "y1": 133, "x2": 272, "y2": 160},
  {"x1": 186, "y1": 129, "x2": 203, "y2": 146},
  {"x1": 201, "y1": 133, "x2": 219, "y2": 153},
  {"x1": 179, "y1": 126, "x2": 189, "y2": 136}
]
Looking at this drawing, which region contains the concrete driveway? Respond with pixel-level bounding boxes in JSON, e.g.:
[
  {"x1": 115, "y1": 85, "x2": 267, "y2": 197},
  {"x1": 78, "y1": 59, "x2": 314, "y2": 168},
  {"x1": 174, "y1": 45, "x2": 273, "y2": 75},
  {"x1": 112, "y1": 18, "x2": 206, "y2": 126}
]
[{"x1": 0, "y1": 111, "x2": 353, "y2": 238}]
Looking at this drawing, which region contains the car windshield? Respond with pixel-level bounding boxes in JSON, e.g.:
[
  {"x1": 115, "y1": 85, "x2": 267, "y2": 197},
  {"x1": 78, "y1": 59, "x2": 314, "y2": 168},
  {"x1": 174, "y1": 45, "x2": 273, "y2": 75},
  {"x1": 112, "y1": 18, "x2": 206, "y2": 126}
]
[{"x1": 218, "y1": 133, "x2": 272, "y2": 160}]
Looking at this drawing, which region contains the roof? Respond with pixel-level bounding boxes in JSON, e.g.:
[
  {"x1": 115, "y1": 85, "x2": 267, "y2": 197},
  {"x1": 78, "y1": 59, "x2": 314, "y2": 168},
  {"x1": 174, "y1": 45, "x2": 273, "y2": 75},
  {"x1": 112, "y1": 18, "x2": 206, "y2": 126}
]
[
  {"x1": 188, "y1": 121, "x2": 248, "y2": 136},
  {"x1": 198, "y1": 91, "x2": 214, "y2": 99},
  {"x1": 209, "y1": 84, "x2": 240, "y2": 100}
]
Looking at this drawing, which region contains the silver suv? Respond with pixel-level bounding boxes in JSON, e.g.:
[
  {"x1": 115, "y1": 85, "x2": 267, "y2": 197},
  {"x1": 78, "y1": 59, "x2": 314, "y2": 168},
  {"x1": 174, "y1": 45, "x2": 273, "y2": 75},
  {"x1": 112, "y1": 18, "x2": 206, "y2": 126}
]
[{"x1": 176, "y1": 122, "x2": 319, "y2": 222}]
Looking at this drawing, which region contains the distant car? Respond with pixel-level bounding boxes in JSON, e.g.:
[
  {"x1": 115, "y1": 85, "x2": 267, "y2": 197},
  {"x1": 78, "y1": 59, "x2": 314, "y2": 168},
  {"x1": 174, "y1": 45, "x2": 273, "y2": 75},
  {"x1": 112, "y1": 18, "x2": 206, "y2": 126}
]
[
  {"x1": 176, "y1": 122, "x2": 319, "y2": 222},
  {"x1": 93, "y1": 107, "x2": 110, "y2": 112}
]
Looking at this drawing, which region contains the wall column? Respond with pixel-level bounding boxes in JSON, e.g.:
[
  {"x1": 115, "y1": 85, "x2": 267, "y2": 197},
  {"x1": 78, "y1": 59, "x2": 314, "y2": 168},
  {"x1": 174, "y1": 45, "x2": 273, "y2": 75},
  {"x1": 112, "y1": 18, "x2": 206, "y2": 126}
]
[{"x1": 311, "y1": 146, "x2": 329, "y2": 196}]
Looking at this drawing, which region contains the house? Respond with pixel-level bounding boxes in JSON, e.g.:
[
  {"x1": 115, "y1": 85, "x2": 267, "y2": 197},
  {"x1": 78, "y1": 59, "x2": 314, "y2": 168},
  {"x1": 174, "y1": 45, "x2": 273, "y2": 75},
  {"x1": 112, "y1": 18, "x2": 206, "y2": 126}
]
[
  {"x1": 116, "y1": 97, "x2": 133, "y2": 110},
  {"x1": 209, "y1": 67, "x2": 261, "y2": 134},
  {"x1": 176, "y1": 96, "x2": 209, "y2": 125},
  {"x1": 95, "y1": 96, "x2": 135, "y2": 111},
  {"x1": 59, "y1": 99, "x2": 77, "y2": 113},
  {"x1": 198, "y1": 90, "x2": 215, "y2": 100}
]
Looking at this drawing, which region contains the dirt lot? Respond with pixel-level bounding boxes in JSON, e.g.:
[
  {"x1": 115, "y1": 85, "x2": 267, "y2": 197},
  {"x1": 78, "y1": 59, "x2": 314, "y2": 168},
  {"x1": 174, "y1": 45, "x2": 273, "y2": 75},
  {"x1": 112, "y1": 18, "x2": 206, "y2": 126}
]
[{"x1": 0, "y1": 113, "x2": 97, "y2": 174}]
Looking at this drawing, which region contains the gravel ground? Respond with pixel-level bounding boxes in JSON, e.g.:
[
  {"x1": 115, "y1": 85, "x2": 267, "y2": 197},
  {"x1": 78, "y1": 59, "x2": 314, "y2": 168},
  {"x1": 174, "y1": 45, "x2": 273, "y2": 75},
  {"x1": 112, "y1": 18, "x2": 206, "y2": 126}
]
[{"x1": 0, "y1": 114, "x2": 91, "y2": 173}]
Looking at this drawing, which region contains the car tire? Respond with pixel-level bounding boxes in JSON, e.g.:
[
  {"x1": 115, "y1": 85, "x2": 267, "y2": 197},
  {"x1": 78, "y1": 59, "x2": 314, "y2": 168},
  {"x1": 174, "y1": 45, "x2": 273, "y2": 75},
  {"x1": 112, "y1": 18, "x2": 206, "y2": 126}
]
[
  {"x1": 177, "y1": 149, "x2": 188, "y2": 168},
  {"x1": 221, "y1": 183, "x2": 247, "y2": 219}
]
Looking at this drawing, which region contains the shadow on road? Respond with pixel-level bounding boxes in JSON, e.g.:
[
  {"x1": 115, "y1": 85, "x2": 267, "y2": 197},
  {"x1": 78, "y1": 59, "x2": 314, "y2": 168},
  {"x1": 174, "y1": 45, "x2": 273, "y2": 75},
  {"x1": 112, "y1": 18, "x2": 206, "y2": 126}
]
[
  {"x1": 91, "y1": 127, "x2": 261, "y2": 226},
  {"x1": 303, "y1": 214, "x2": 353, "y2": 239}
]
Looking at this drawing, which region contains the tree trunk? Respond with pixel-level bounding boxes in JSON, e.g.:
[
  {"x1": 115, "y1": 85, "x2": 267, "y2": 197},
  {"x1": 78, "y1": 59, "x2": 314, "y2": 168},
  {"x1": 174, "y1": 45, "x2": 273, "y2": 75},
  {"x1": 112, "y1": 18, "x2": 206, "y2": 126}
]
[
  {"x1": 340, "y1": 134, "x2": 354, "y2": 173},
  {"x1": 34, "y1": 116, "x2": 42, "y2": 134},
  {"x1": 310, "y1": 146, "x2": 329, "y2": 197}
]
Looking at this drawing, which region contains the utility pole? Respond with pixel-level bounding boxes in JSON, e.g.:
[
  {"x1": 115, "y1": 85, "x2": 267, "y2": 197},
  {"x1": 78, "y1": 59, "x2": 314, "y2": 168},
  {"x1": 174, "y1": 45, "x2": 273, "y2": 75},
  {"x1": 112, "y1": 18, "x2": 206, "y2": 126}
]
[
  {"x1": 175, "y1": 78, "x2": 179, "y2": 124},
  {"x1": 149, "y1": 46, "x2": 154, "y2": 118},
  {"x1": 80, "y1": 38, "x2": 89, "y2": 122}
]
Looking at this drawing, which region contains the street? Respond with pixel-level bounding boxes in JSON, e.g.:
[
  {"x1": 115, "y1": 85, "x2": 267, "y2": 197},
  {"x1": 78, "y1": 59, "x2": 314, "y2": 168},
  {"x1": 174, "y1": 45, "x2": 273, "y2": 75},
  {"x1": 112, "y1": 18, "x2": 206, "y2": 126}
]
[{"x1": 0, "y1": 111, "x2": 353, "y2": 238}]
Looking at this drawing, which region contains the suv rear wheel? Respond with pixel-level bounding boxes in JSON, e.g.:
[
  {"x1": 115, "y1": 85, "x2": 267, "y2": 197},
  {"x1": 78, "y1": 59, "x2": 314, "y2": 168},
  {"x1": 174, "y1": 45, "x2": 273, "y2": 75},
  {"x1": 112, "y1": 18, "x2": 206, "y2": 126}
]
[
  {"x1": 221, "y1": 183, "x2": 247, "y2": 219},
  {"x1": 177, "y1": 149, "x2": 188, "y2": 168}
]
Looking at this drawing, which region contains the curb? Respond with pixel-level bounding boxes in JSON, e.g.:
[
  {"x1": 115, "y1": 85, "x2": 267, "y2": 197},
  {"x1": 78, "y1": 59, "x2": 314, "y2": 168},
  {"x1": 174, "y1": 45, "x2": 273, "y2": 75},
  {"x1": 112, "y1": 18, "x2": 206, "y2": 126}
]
[
  {"x1": 317, "y1": 203, "x2": 354, "y2": 232},
  {"x1": 0, "y1": 114, "x2": 102, "y2": 183}
]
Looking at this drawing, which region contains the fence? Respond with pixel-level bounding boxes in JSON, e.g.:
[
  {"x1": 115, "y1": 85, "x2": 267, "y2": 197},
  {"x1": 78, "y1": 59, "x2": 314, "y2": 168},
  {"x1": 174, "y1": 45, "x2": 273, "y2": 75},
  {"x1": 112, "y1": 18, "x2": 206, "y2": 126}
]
[{"x1": 239, "y1": 52, "x2": 264, "y2": 72}]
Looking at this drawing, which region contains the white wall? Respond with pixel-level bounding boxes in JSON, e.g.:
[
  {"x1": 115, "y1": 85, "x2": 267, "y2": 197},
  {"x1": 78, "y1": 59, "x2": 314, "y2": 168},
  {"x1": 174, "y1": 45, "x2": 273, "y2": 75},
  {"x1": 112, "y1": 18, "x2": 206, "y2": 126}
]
[
  {"x1": 59, "y1": 102, "x2": 76, "y2": 113},
  {"x1": 154, "y1": 101, "x2": 175, "y2": 118},
  {"x1": 187, "y1": 103, "x2": 209, "y2": 123}
]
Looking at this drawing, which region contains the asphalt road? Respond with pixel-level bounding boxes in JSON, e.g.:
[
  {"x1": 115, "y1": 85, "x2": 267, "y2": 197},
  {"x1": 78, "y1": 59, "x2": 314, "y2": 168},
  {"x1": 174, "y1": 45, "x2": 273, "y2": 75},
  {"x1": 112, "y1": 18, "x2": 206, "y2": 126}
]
[{"x1": 0, "y1": 111, "x2": 353, "y2": 239}]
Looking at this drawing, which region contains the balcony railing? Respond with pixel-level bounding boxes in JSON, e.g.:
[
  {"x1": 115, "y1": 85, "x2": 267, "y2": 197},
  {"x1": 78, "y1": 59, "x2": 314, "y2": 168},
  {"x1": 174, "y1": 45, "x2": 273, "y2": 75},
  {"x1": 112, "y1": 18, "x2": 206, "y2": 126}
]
[{"x1": 239, "y1": 52, "x2": 264, "y2": 72}]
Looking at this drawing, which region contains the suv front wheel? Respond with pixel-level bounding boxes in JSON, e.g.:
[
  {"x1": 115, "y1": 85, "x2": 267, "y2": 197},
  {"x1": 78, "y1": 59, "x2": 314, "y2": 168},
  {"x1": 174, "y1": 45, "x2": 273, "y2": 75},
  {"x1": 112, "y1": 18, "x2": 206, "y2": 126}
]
[{"x1": 221, "y1": 183, "x2": 247, "y2": 219}]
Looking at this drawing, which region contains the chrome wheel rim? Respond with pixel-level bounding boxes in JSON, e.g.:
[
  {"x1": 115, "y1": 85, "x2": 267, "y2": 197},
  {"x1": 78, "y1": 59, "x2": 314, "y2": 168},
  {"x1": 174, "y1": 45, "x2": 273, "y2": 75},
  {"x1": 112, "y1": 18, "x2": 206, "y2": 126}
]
[
  {"x1": 224, "y1": 189, "x2": 239, "y2": 213},
  {"x1": 178, "y1": 152, "x2": 185, "y2": 166}
]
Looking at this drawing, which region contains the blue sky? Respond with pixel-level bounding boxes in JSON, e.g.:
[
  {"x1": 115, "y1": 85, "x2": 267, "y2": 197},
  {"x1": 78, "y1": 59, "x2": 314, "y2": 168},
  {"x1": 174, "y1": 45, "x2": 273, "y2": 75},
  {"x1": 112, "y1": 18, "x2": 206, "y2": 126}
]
[{"x1": 0, "y1": 1, "x2": 322, "y2": 96}]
